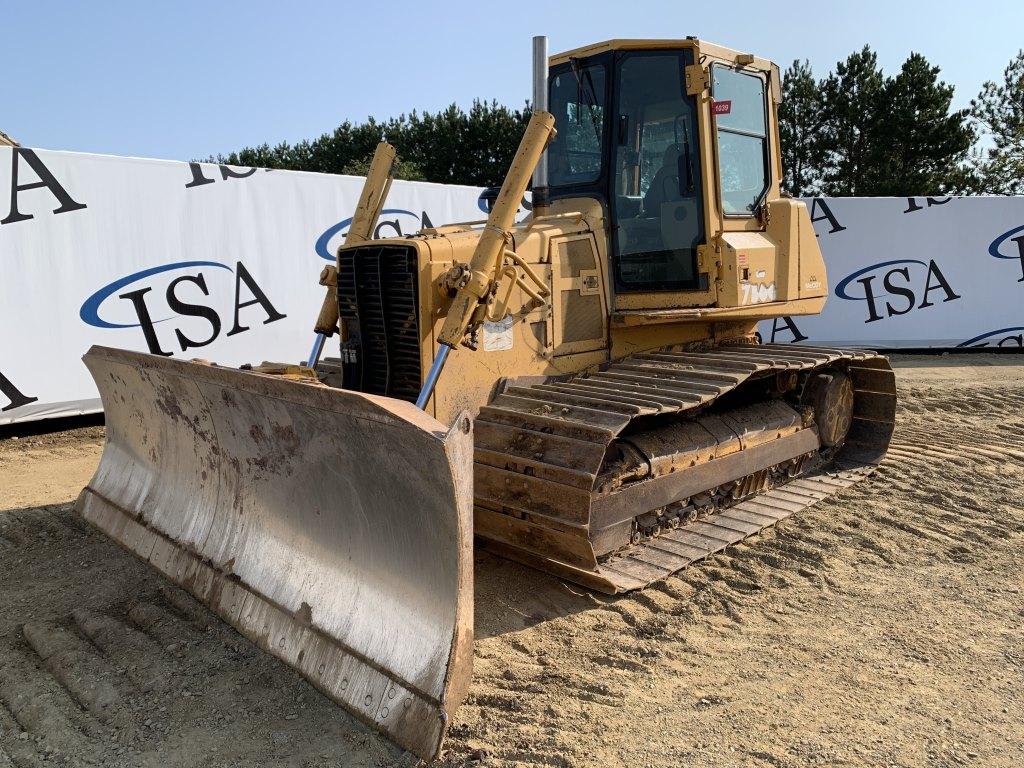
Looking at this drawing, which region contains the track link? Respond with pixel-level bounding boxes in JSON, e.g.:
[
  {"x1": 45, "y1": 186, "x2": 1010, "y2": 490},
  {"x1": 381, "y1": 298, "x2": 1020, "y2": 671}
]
[{"x1": 473, "y1": 343, "x2": 897, "y2": 593}]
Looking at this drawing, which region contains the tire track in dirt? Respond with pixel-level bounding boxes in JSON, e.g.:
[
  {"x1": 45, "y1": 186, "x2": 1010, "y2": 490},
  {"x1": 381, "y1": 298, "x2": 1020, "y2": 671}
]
[{"x1": 0, "y1": 501, "x2": 407, "y2": 768}]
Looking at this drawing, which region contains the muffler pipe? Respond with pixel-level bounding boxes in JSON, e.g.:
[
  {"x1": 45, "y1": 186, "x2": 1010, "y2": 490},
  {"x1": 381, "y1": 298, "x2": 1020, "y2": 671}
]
[{"x1": 531, "y1": 35, "x2": 549, "y2": 213}]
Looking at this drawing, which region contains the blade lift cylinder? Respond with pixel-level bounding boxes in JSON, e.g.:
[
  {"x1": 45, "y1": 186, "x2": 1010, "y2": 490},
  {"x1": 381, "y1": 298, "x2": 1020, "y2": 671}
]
[{"x1": 414, "y1": 109, "x2": 556, "y2": 410}]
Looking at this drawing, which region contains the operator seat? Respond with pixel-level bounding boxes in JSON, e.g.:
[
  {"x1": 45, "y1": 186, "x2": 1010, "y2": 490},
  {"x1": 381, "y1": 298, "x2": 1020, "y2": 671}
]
[{"x1": 643, "y1": 143, "x2": 683, "y2": 213}]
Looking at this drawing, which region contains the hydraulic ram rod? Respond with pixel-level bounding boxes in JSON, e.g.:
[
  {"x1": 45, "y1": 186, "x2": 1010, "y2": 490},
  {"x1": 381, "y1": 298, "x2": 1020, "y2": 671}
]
[{"x1": 414, "y1": 110, "x2": 556, "y2": 410}]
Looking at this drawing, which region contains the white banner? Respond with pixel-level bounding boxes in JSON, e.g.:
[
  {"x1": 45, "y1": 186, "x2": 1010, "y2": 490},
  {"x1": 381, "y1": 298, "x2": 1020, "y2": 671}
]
[
  {"x1": 758, "y1": 196, "x2": 1024, "y2": 349},
  {"x1": 2, "y1": 148, "x2": 1022, "y2": 426},
  {"x1": 0, "y1": 148, "x2": 488, "y2": 424}
]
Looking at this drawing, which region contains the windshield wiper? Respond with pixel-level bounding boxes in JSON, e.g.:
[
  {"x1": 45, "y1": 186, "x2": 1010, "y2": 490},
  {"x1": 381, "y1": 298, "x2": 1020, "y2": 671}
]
[
  {"x1": 681, "y1": 124, "x2": 695, "y2": 193},
  {"x1": 570, "y1": 57, "x2": 603, "y2": 149}
]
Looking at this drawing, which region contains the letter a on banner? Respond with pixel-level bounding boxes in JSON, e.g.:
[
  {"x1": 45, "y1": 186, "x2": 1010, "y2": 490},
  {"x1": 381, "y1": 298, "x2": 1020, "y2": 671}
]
[
  {"x1": 2, "y1": 148, "x2": 87, "y2": 225},
  {"x1": 809, "y1": 198, "x2": 846, "y2": 236},
  {"x1": 769, "y1": 316, "x2": 808, "y2": 343},
  {"x1": 0, "y1": 369, "x2": 38, "y2": 412},
  {"x1": 226, "y1": 263, "x2": 287, "y2": 337}
]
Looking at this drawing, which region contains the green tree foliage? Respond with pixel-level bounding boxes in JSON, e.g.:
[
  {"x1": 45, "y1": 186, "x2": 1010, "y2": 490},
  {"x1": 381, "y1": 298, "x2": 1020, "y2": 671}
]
[
  {"x1": 779, "y1": 59, "x2": 824, "y2": 196},
  {"x1": 784, "y1": 46, "x2": 974, "y2": 196},
  {"x1": 340, "y1": 153, "x2": 425, "y2": 181},
  {"x1": 971, "y1": 50, "x2": 1024, "y2": 194},
  {"x1": 213, "y1": 100, "x2": 531, "y2": 186},
  {"x1": 871, "y1": 53, "x2": 975, "y2": 195},
  {"x1": 817, "y1": 46, "x2": 887, "y2": 196}
]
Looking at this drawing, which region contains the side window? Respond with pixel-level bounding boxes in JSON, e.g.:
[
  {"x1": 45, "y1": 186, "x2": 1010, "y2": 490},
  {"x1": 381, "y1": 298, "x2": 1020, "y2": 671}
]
[
  {"x1": 548, "y1": 65, "x2": 606, "y2": 186},
  {"x1": 711, "y1": 66, "x2": 769, "y2": 215}
]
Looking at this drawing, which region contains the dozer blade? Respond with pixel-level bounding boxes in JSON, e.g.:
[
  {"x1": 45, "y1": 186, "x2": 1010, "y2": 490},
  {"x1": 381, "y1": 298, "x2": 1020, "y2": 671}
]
[{"x1": 76, "y1": 345, "x2": 474, "y2": 761}]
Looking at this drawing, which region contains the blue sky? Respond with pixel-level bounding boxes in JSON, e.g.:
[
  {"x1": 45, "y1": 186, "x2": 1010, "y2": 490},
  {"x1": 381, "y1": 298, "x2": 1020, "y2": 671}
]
[{"x1": 2, "y1": 0, "x2": 1020, "y2": 161}]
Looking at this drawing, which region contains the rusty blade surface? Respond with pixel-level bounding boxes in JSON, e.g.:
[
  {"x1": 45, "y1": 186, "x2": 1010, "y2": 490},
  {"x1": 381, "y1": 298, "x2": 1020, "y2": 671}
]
[{"x1": 75, "y1": 346, "x2": 473, "y2": 760}]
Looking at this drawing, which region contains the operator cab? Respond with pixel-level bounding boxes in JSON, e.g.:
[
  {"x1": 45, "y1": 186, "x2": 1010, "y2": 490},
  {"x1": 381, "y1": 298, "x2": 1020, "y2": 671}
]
[{"x1": 544, "y1": 40, "x2": 775, "y2": 300}]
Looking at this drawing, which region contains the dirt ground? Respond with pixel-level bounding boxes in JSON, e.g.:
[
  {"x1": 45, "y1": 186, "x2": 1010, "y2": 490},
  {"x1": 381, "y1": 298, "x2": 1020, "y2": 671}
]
[{"x1": 0, "y1": 354, "x2": 1022, "y2": 768}]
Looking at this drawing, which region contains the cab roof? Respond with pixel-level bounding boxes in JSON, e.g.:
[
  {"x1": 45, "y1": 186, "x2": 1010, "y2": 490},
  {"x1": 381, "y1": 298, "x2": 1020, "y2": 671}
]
[{"x1": 549, "y1": 38, "x2": 774, "y2": 72}]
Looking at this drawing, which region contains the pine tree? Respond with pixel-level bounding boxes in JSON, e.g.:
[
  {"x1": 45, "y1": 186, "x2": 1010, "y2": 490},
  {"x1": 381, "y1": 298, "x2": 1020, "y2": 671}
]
[
  {"x1": 779, "y1": 60, "x2": 824, "y2": 196},
  {"x1": 971, "y1": 50, "x2": 1024, "y2": 194},
  {"x1": 871, "y1": 53, "x2": 974, "y2": 195},
  {"x1": 817, "y1": 46, "x2": 886, "y2": 196}
]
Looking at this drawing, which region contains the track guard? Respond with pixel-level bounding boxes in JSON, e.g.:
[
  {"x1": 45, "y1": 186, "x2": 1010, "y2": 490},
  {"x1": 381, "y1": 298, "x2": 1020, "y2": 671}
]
[{"x1": 76, "y1": 346, "x2": 474, "y2": 760}]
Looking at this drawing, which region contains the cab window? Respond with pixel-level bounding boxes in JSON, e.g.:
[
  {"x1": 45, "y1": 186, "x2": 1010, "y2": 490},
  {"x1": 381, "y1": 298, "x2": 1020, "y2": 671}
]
[
  {"x1": 548, "y1": 64, "x2": 607, "y2": 186},
  {"x1": 711, "y1": 66, "x2": 769, "y2": 215},
  {"x1": 611, "y1": 51, "x2": 704, "y2": 290}
]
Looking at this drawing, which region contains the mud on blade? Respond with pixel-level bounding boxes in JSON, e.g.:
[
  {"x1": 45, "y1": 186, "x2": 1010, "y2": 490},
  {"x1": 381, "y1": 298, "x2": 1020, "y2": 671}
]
[{"x1": 76, "y1": 346, "x2": 474, "y2": 760}]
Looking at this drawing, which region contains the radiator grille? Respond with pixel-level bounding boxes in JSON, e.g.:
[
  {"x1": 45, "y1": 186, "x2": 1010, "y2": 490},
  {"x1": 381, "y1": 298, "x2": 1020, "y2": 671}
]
[{"x1": 336, "y1": 245, "x2": 421, "y2": 402}]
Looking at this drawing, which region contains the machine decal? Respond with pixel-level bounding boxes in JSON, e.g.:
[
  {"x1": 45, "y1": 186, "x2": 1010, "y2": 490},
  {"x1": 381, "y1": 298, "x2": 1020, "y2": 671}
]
[
  {"x1": 482, "y1": 316, "x2": 514, "y2": 351},
  {"x1": 741, "y1": 281, "x2": 777, "y2": 305}
]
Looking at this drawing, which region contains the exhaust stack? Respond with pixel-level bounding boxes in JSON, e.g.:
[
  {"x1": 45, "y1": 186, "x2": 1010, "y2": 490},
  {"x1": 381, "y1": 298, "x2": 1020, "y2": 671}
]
[{"x1": 531, "y1": 35, "x2": 549, "y2": 211}]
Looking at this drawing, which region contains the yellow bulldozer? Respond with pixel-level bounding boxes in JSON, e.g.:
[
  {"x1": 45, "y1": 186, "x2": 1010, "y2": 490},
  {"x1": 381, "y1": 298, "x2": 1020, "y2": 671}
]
[{"x1": 75, "y1": 37, "x2": 896, "y2": 761}]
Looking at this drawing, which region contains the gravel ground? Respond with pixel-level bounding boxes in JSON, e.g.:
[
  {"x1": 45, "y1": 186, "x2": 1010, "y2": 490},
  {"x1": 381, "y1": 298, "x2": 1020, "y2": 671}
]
[{"x1": 0, "y1": 354, "x2": 1021, "y2": 767}]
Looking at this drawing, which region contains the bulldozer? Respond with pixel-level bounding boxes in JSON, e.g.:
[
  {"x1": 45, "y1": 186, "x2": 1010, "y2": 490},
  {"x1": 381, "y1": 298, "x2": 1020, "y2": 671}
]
[{"x1": 76, "y1": 37, "x2": 896, "y2": 761}]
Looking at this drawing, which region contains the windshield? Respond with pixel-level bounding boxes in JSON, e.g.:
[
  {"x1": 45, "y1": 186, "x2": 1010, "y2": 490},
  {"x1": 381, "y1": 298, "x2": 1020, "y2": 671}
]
[
  {"x1": 548, "y1": 62, "x2": 607, "y2": 186},
  {"x1": 612, "y1": 51, "x2": 704, "y2": 290}
]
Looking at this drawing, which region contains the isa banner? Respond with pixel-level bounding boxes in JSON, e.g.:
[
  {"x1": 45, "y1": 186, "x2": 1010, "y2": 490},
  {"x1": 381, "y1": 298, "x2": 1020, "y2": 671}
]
[
  {"x1": 1, "y1": 148, "x2": 1022, "y2": 426},
  {"x1": 758, "y1": 196, "x2": 1024, "y2": 349},
  {"x1": 0, "y1": 147, "x2": 487, "y2": 424}
]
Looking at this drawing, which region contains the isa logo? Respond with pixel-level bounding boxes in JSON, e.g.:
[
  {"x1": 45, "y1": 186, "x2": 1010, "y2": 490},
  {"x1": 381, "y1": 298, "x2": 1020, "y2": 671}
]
[
  {"x1": 316, "y1": 209, "x2": 430, "y2": 261},
  {"x1": 988, "y1": 224, "x2": 1024, "y2": 282},
  {"x1": 957, "y1": 327, "x2": 1024, "y2": 348},
  {"x1": 834, "y1": 259, "x2": 961, "y2": 324},
  {"x1": 80, "y1": 261, "x2": 286, "y2": 357}
]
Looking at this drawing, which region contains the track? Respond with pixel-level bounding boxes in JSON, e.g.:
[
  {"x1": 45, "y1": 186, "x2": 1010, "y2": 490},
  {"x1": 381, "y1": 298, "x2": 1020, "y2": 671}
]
[
  {"x1": 476, "y1": 343, "x2": 895, "y2": 592},
  {"x1": 1, "y1": 355, "x2": 1023, "y2": 767}
]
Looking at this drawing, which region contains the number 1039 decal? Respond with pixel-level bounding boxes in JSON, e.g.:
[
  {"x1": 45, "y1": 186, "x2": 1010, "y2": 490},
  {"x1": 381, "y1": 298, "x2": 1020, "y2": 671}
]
[{"x1": 740, "y1": 281, "x2": 777, "y2": 305}]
